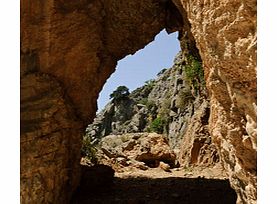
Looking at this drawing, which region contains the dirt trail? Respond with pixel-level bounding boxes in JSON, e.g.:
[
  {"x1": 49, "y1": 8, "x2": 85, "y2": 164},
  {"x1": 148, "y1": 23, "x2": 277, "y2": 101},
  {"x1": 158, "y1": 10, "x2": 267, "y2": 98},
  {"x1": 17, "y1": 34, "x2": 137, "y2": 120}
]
[{"x1": 71, "y1": 165, "x2": 237, "y2": 204}]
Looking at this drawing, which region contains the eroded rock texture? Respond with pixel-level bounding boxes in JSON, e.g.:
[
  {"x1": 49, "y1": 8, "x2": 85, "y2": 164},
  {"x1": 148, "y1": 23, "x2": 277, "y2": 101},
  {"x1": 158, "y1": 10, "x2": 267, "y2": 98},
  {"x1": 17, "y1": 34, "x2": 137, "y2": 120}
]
[
  {"x1": 21, "y1": 0, "x2": 171, "y2": 203},
  {"x1": 174, "y1": 0, "x2": 257, "y2": 203},
  {"x1": 20, "y1": 73, "x2": 83, "y2": 203},
  {"x1": 21, "y1": 0, "x2": 256, "y2": 203},
  {"x1": 179, "y1": 99, "x2": 220, "y2": 167},
  {"x1": 93, "y1": 133, "x2": 177, "y2": 171}
]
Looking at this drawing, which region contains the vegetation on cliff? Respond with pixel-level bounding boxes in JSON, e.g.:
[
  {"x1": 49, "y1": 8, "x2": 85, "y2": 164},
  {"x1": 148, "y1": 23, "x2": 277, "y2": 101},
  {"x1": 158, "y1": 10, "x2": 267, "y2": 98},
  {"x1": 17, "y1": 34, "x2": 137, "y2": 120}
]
[
  {"x1": 82, "y1": 52, "x2": 214, "y2": 168},
  {"x1": 110, "y1": 86, "x2": 130, "y2": 102},
  {"x1": 183, "y1": 55, "x2": 205, "y2": 95}
]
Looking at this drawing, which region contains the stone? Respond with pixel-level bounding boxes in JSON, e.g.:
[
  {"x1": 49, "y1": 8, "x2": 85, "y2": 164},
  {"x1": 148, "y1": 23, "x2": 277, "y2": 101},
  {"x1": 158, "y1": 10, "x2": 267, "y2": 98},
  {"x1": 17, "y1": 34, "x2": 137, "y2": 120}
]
[
  {"x1": 159, "y1": 161, "x2": 171, "y2": 172},
  {"x1": 91, "y1": 133, "x2": 176, "y2": 171},
  {"x1": 21, "y1": 0, "x2": 256, "y2": 203},
  {"x1": 179, "y1": 100, "x2": 219, "y2": 167},
  {"x1": 133, "y1": 161, "x2": 149, "y2": 171},
  {"x1": 116, "y1": 157, "x2": 128, "y2": 166},
  {"x1": 20, "y1": 73, "x2": 83, "y2": 203},
  {"x1": 134, "y1": 133, "x2": 176, "y2": 166}
]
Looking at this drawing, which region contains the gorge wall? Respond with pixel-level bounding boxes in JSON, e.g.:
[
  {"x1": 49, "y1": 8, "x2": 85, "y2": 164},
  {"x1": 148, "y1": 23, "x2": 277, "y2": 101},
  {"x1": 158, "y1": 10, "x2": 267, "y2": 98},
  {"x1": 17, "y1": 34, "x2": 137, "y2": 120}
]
[
  {"x1": 21, "y1": 0, "x2": 256, "y2": 203},
  {"x1": 173, "y1": 1, "x2": 257, "y2": 203},
  {"x1": 86, "y1": 52, "x2": 219, "y2": 169}
]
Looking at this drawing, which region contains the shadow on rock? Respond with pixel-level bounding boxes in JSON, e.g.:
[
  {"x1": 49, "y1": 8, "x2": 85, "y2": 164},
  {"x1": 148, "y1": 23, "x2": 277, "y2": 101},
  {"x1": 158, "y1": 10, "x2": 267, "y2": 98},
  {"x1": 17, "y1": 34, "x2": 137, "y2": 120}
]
[
  {"x1": 71, "y1": 166, "x2": 237, "y2": 204},
  {"x1": 71, "y1": 164, "x2": 115, "y2": 202}
]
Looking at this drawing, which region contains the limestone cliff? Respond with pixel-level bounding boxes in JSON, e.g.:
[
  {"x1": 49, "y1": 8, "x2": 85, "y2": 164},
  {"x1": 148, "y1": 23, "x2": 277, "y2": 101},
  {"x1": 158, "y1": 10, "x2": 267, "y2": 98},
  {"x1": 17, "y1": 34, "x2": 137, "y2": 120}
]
[
  {"x1": 21, "y1": 0, "x2": 256, "y2": 203},
  {"x1": 174, "y1": 1, "x2": 257, "y2": 203},
  {"x1": 86, "y1": 52, "x2": 219, "y2": 169}
]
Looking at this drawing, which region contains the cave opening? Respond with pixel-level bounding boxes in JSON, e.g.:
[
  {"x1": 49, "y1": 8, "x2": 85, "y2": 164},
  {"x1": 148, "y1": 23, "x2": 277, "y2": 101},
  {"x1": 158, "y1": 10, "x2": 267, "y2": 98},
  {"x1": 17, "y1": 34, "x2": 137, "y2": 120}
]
[
  {"x1": 76, "y1": 27, "x2": 236, "y2": 203},
  {"x1": 81, "y1": 29, "x2": 181, "y2": 167},
  {"x1": 20, "y1": 0, "x2": 257, "y2": 202}
]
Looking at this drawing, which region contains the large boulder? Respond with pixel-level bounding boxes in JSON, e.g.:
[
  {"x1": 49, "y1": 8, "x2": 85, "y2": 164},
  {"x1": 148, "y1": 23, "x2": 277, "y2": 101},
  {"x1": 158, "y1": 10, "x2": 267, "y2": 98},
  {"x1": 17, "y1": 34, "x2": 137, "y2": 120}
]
[{"x1": 96, "y1": 133, "x2": 177, "y2": 170}]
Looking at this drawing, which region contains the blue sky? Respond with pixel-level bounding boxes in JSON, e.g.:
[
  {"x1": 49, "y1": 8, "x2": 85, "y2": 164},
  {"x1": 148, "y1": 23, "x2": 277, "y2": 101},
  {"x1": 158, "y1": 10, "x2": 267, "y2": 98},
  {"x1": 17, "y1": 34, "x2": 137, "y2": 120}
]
[{"x1": 97, "y1": 29, "x2": 180, "y2": 111}]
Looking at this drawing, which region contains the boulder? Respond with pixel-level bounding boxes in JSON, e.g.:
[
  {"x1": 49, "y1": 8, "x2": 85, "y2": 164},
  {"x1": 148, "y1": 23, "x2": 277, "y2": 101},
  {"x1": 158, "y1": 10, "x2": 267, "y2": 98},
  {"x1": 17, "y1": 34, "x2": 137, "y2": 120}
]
[{"x1": 96, "y1": 133, "x2": 176, "y2": 171}]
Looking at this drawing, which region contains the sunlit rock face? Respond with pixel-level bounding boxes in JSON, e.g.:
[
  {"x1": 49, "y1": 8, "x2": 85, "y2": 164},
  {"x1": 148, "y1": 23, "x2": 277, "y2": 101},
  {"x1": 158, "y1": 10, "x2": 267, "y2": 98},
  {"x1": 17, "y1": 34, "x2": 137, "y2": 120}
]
[
  {"x1": 21, "y1": 0, "x2": 256, "y2": 203},
  {"x1": 173, "y1": 0, "x2": 257, "y2": 203}
]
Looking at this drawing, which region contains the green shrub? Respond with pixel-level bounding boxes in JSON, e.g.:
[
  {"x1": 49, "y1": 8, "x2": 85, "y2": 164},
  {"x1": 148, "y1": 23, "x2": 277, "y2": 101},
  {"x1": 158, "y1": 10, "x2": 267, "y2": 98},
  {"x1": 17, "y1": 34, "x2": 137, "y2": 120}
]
[
  {"x1": 143, "y1": 79, "x2": 156, "y2": 94},
  {"x1": 159, "y1": 97, "x2": 171, "y2": 118},
  {"x1": 146, "y1": 100, "x2": 157, "y2": 111},
  {"x1": 149, "y1": 117, "x2": 166, "y2": 134},
  {"x1": 138, "y1": 98, "x2": 148, "y2": 105},
  {"x1": 81, "y1": 135, "x2": 98, "y2": 164},
  {"x1": 144, "y1": 79, "x2": 155, "y2": 88},
  {"x1": 183, "y1": 55, "x2": 205, "y2": 94},
  {"x1": 184, "y1": 55, "x2": 202, "y2": 80}
]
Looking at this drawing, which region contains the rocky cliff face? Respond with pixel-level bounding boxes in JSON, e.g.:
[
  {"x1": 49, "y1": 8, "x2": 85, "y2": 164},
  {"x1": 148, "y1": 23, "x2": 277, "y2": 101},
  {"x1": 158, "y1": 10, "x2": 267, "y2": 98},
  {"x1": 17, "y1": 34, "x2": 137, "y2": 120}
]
[
  {"x1": 21, "y1": 0, "x2": 256, "y2": 203},
  {"x1": 174, "y1": 1, "x2": 257, "y2": 203},
  {"x1": 86, "y1": 52, "x2": 218, "y2": 169}
]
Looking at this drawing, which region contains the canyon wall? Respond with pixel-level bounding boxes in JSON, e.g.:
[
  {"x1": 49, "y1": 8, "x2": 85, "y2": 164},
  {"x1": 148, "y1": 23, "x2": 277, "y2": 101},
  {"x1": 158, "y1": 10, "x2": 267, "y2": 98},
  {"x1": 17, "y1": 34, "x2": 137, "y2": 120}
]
[
  {"x1": 173, "y1": 0, "x2": 257, "y2": 203},
  {"x1": 86, "y1": 52, "x2": 220, "y2": 170},
  {"x1": 21, "y1": 0, "x2": 256, "y2": 203}
]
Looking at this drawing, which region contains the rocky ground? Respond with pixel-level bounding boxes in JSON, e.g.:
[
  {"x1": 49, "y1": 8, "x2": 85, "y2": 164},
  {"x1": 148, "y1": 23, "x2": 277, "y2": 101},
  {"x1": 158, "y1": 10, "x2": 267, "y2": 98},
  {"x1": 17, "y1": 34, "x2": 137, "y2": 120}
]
[
  {"x1": 74, "y1": 132, "x2": 235, "y2": 203},
  {"x1": 71, "y1": 163, "x2": 236, "y2": 204},
  {"x1": 75, "y1": 47, "x2": 254, "y2": 203},
  {"x1": 115, "y1": 163, "x2": 227, "y2": 180}
]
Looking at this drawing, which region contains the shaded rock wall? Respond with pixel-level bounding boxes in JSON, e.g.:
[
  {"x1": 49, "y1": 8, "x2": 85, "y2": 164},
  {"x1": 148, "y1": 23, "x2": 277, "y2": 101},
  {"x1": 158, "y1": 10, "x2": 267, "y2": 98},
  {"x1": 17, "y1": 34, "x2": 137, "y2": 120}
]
[
  {"x1": 21, "y1": 0, "x2": 256, "y2": 203},
  {"x1": 21, "y1": 0, "x2": 168, "y2": 122},
  {"x1": 21, "y1": 0, "x2": 171, "y2": 203},
  {"x1": 20, "y1": 73, "x2": 83, "y2": 203}
]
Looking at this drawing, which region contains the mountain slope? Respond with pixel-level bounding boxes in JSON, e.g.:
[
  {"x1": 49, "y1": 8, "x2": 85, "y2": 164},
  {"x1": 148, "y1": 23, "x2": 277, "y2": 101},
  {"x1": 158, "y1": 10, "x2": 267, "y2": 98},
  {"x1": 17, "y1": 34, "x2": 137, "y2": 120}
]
[{"x1": 85, "y1": 52, "x2": 219, "y2": 168}]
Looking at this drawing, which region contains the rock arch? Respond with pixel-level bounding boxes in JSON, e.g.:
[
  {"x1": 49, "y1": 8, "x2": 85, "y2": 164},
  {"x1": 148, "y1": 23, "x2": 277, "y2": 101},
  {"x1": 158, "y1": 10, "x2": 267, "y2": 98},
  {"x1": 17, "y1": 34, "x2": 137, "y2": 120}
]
[{"x1": 20, "y1": 0, "x2": 256, "y2": 203}]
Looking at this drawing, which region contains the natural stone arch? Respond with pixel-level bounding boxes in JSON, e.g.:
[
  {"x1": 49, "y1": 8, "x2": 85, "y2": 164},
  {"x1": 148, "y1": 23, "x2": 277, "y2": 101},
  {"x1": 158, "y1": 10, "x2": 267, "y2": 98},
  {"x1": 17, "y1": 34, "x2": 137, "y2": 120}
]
[
  {"x1": 20, "y1": 0, "x2": 257, "y2": 203},
  {"x1": 21, "y1": 1, "x2": 185, "y2": 203}
]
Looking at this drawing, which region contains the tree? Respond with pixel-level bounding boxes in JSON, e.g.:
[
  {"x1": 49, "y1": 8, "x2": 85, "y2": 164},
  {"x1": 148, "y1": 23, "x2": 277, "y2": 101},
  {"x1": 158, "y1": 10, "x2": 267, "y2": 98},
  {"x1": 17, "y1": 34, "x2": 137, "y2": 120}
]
[{"x1": 109, "y1": 86, "x2": 130, "y2": 102}]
